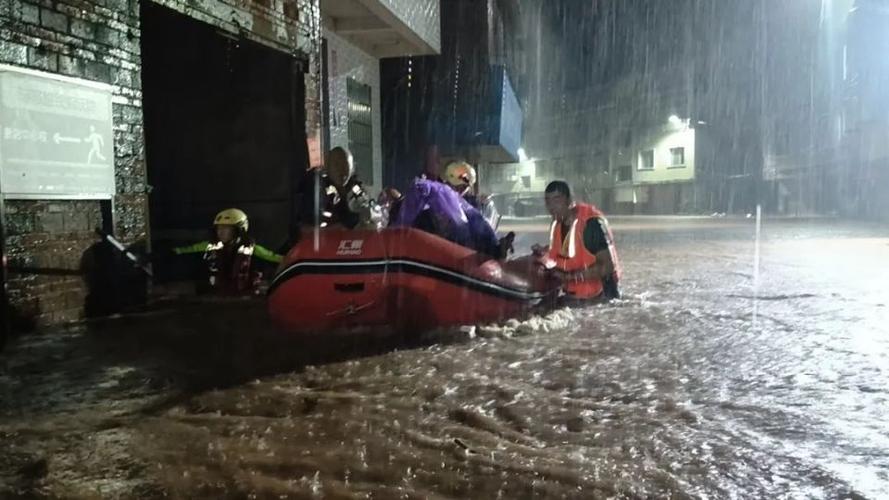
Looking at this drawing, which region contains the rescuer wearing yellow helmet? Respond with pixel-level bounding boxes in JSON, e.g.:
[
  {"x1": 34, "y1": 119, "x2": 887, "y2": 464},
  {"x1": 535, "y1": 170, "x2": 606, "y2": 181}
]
[{"x1": 173, "y1": 208, "x2": 282, "y2": 295}]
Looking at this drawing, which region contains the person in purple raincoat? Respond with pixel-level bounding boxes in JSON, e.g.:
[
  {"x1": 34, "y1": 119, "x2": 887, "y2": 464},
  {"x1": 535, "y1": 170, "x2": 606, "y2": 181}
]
[{"x1": 392, "y1": 178, "x2": 512, "y2": 259}]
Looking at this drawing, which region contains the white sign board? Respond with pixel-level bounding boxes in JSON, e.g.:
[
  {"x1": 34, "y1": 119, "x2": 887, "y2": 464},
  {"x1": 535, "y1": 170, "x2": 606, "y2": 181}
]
[{"x1": 0, "y1": 65, "x2": 115, "y2": 198}]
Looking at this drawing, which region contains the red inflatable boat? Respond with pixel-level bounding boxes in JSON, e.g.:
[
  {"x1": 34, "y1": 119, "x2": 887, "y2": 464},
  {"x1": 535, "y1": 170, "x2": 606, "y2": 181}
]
[{"x1": 268, "y1": 227, "x2": 558, "y2": 334}]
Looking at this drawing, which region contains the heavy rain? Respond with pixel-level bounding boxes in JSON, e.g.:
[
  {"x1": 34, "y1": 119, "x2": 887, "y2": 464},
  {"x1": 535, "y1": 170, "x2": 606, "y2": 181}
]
[{"x1": 1, "y1": 0, "x2": 888, "y2": 498}]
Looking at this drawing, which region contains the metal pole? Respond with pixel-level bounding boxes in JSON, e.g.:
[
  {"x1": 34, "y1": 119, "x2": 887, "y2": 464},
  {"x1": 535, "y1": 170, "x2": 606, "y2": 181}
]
[{"x1": 0, "y1": 195, "x2": 8, "y2": 350}]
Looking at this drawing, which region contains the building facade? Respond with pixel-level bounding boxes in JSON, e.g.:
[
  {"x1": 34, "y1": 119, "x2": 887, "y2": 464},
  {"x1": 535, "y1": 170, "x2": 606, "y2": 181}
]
[
  {"x1": 753, "y1": 0, "x2": 888, "y2": 219},
  {"x1": 608, "y1": 120, "x2": 696, "y2": 214},
  {"x1": 482, "y1": 117, "x2": 697, "y2": 215},
  {"x1": 1, "y1": 0, "x2": 322, "y2": 329},
  {"x1": 0, "y1": 0, "x2": 439, "y2": 330},
  {"x1": 842, "y1": 0, "x2": 889, "y2": 219},
  {"x1": 508, "y1": 0, "x2": 699, "y2": 215},
  {"x1": 380, "y1": 0, "x2": 524, "y2": 191},
  {"x1": 321, "y1": 0, "x2": 440, "y2": 192}
]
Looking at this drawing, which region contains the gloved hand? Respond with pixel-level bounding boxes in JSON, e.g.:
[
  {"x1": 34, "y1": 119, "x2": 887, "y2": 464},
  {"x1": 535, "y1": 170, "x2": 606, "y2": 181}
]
[
  {"x1": 531, "y1": 243, "x2": 548, "y2": 256},
  {"x1": 497, "y1": 231, "x2": 515, "y2": 259}
]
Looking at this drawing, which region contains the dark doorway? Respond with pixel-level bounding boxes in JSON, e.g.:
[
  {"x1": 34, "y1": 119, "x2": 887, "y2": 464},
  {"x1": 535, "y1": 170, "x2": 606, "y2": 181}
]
[{"x1": 141, "y1": 2, "x2": 308, "y2": 279}]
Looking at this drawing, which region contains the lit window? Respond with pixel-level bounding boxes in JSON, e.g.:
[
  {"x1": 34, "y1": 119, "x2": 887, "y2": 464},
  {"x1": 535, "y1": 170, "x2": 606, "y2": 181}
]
[
  {"x1": 670, "y1": 147, "x2": 685, "y2": 167},
  {"x1": 618, "y1": 165, "x2": 632, "y2": 182},
  {"x1": 638, "y1": 150, "x2": 654, "y2": 170}
]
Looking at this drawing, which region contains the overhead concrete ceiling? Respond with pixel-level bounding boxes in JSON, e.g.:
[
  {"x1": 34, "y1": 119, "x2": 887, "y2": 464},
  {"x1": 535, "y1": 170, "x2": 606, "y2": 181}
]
[{"x1": 321, "y1": 0, "x2": 437, "y2": 58}]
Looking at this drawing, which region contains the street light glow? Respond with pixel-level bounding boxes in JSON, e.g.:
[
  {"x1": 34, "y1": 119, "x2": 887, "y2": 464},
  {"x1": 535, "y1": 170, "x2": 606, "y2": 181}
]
[
  {"x1": 517, "y1": 147, "x2": 528, "y2": 162},
  {"x1": 668, "y1": 115, "x2": 682, "y2": 126}
]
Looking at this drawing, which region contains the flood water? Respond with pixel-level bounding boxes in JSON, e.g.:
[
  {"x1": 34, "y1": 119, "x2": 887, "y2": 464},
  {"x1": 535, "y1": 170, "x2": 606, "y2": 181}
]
[{"x1": 2, "y1": 217, "x2": 888, "y2": 499}]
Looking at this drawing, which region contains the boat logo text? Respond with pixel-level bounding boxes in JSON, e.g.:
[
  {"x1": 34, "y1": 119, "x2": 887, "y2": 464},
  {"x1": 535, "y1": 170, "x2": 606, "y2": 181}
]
[{"x1": 336, "y1": 239, "x2": 364, "y2": 256}]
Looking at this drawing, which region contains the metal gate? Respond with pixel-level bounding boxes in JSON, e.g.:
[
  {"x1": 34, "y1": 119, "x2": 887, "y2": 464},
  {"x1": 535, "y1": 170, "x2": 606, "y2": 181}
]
[{"x1": 347, "y1": 78, "x2": 373, "y2": 185}]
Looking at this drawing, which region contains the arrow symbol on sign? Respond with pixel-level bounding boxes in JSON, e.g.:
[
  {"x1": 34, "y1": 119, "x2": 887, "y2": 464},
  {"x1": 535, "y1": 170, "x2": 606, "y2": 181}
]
[{"x1": 53, "y1": 133, "x2": 82, "y2": 144}]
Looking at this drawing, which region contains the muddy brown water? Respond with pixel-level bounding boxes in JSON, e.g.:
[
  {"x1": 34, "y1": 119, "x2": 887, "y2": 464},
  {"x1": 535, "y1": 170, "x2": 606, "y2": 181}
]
[{"x1": 1, "y1": 217, "x2": 888, "y2": 499}]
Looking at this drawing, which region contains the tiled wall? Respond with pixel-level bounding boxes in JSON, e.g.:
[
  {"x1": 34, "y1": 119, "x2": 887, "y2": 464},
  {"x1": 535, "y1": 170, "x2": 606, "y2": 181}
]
[
  {"x1": 325, "y1": 29, "x2": 382, "y2": 191},
  {"x1": 380, "y1": 0, "x2": 440, "y2": 53}
]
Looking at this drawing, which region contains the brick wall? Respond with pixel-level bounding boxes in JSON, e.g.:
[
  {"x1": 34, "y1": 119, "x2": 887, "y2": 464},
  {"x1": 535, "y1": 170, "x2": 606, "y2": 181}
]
[
  {"x1": 4, "y1": 201, "x2": 103, "y2": 327},
  {"x1": 151, "y1": 0, "x2": 317, "y2": 53},
  {"x1": 1, "y1": 0, "x2": 145, "y2": 329},
  {"x1": 0, "y1": 0, "x2": 321, "y2": 329}
]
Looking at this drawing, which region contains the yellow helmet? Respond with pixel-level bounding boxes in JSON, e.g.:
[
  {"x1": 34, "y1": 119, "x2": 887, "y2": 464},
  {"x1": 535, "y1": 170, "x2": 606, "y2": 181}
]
[
  {"x1": 443, "y1": 161, "x2": 477, "y2": 188},
  {"x1": 213, "y1": 208, "x2": 248, "y2": 231}
]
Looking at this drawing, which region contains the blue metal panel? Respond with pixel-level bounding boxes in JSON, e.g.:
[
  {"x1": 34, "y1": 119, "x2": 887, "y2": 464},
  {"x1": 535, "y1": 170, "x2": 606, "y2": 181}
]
[
  {"x1": 413, "y1": 64, "x2": 522, "y2": 163},
  {"x1": 449, "y1": 65, "x2": 522, "y2": 162},
  {"x1": 495, "y1": 66, "x2": 522, "y2": 161}
]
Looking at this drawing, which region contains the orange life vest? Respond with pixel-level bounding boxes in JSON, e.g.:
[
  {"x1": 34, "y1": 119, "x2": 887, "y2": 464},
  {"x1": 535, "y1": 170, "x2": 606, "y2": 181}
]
[{"x1": 547, "y1": 203, "x2": 621, "y2": 299}]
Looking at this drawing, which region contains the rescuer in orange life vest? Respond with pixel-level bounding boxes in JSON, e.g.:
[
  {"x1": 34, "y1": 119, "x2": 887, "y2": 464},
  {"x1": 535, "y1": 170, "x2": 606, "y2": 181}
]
[{"x1": 532, "y1": 180, "x2": 621, "y2": 302}]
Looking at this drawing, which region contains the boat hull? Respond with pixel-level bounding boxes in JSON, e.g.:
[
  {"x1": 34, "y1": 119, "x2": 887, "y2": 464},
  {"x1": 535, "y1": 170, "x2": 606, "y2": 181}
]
[{"x1": 268, "y1": 228, "x2": 556, "y2": 333}]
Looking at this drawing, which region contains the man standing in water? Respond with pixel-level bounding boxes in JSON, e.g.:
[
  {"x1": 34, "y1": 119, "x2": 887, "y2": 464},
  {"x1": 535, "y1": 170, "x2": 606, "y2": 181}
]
[{"x1": 533, "y1": 181, "x2": 621, "y2": 302}]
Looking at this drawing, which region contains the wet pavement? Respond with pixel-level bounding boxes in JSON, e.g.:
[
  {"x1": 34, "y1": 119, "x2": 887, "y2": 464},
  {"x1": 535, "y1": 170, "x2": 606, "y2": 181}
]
[{"x1": 1, "y1": 216, "x2": 888, "y2": 499}]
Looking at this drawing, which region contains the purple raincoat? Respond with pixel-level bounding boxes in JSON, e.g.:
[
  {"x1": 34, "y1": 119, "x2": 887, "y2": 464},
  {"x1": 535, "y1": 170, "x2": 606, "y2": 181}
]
[{"x1": 392, "y1": 178, "x2": 500, "y2": 257}]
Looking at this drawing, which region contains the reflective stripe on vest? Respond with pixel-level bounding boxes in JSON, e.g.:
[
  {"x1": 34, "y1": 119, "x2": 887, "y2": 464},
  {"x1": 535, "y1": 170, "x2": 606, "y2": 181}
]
[
  {"x1": 205, "y1": 241, "x2": 257, "y2": 293},
  {"x1": 550, "y1": 218, "x2": 581, "y2": 259},
  {"x1": 547, "y1": 203, "x2": 605, "y2": 299}
]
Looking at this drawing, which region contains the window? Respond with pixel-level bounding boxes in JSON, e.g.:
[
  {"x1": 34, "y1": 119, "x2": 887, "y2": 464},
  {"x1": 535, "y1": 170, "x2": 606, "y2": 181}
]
[
  {"x1": 617, "y1": 165, "x2": 632, "y2": 183},
  {"x1": 670, "y1": 147, "x2": 686, "y2": 167},
  {"x1": 638, "y1": 149, "x2": 654, "y2": 170},
  {"x1": 842, "y1": 44, "x2": 847, "y2": 81},
  {"x1": 594, "y1": 153, "x2": 609, "y2": 175},
  {"x1": 347, "y1": 78, "x2": 373, "y2": 185},
  {"x1": 537, "y1": 161, "x2": 554, "y2": 179},
  {"x1": 622, "y1": 130, "x2": 632, "y2": 148}
]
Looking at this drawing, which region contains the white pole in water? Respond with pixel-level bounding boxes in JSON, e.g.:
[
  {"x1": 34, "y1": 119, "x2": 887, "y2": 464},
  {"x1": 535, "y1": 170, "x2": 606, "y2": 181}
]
[
  {"x1": 753, "y1": 204, "x2": 762, "y2": 331},
  {"x1": 314, "y1": 171, "x2": 321, "y2": 252}
]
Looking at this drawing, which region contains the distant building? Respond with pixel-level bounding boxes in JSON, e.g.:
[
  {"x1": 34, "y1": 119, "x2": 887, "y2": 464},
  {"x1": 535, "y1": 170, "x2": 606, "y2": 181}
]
[
  {"x1": 482, "y1": 114, "x2": 698, "y2": 216},
  {"x1": 842, "y1": 0, "x2": 889, "y2": 219},
  {"x1": 762, "y1": 0, "x2": 889, "y2": 219},
  {"x1": 609, "y1": 119, "x2": 696, "y2": 214},
  {"x1": 509, "y1": 0, "x2": 868, "y2": 217},
  {"x1": 505, "y1": 1, "x2": 701, "y2": 215}
]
